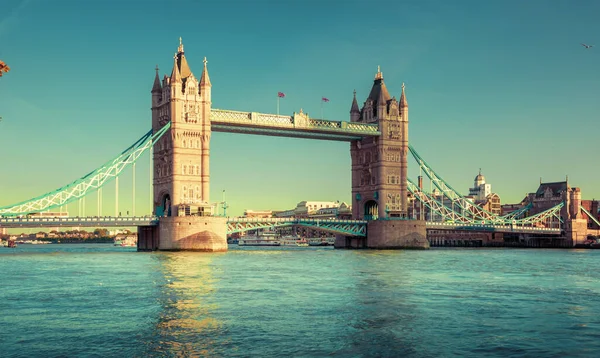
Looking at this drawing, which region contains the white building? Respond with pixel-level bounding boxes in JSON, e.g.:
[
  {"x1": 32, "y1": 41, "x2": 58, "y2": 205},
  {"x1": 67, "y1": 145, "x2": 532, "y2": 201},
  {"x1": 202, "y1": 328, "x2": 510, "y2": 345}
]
[
  {"x1": 468, "y1": 169, "x2": 492, "y2": 201},
  {"x1": 272, "y1": 201, "x2": 352, "y2": 219},
  {"x1": 467, "y1": 169, "x2": 501, "y2": 215}
]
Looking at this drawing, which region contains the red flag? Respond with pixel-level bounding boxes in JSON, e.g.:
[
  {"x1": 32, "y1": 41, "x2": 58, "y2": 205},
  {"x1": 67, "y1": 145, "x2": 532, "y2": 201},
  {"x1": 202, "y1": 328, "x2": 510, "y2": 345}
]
[
  {"x1": 278, "y1": 92, "x2": 286, "y2": 98},
  {"x1": 321, "y1": 97, "x2": 329, "y2": 102}
]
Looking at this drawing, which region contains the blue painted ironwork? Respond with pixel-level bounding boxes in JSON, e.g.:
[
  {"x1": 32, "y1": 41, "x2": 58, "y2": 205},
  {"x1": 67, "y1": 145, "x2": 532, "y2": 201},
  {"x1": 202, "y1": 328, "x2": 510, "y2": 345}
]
[
  {"x1": 0, "y1": 216, "x2": 159, "y2": 228},
  {"x1": 581, "y1": 206, "x2": 600, "y2": 228},
  {"x1": 501, "y1": 202, "x2": 533, "y2": 220},
  {"x1": 226, "y1": 217, "x2": 367, "y2": 237},
  {"x1": 0, "y1": 123, "x2": 171, "y2": 217},
  {"x1": 425, "y1": 222, "x2": 561, "y2": 234},
  {"x1": 408, "y1": 173, "x2": 564, "y2": 232},
  {"x1": 408, "y1": 145, "x2": 500, "y2": 222}
]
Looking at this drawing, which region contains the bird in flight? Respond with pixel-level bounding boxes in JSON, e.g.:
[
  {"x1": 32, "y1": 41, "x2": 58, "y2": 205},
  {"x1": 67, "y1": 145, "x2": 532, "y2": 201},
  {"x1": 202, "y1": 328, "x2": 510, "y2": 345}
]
[{"x1": 581, "y1": 43, "x2": 594, "y2": 49}]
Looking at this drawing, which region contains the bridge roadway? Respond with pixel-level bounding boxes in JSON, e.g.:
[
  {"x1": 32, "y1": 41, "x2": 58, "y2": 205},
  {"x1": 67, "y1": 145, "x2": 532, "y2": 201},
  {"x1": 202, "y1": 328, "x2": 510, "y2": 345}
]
[{"x1": 0, "y1": 216, "x2": 561, "y2": 235}]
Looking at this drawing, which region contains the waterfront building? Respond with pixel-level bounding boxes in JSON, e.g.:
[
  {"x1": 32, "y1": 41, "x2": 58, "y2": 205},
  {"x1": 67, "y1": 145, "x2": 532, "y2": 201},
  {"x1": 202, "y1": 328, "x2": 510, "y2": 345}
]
[
  {"x1": 467, "y1": 169, "x2": 501, "y2": 215},
  {"x1": 243, "y1": 210, "x2": 273, "y2": 218},
  {"x1": 272, "y1": 200, "x2": 351, "y2": 219}
]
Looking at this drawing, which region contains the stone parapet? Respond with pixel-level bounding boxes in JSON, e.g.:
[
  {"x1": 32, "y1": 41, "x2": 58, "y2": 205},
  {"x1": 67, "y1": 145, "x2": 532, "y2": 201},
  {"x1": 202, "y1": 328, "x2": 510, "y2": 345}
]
[{"x1": 335, "y1": 219, "x2": 429, "y2": 249}]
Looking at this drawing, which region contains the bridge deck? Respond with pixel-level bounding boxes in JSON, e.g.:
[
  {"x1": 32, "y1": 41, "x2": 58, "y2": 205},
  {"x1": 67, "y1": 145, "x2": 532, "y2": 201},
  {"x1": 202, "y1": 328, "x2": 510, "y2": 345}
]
[
  {"x1": 211, "y1": 109, "x2": 380, "y2": 141},
  {"x1": 0, "y1": 216, "x2": 158, "y2": 228},
  {"x1": 0, "y1": 216, "x2": 562, "y2": 235},
  {"x1": 426, "y1": 222, "x2": 562, "y2": 234}
]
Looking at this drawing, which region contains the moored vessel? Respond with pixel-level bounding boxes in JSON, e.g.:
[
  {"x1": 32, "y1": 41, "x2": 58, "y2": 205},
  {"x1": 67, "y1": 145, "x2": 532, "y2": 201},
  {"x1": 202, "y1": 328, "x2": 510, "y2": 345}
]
[{"x1": 238, "y1": 230, "x2": 281, "y2": 246}]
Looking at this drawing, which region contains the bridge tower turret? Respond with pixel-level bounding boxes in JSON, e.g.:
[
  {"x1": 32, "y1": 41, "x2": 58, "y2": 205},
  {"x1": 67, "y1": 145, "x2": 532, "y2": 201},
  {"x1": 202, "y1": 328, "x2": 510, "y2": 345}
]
[
  {"x1": 199, "y1": 57, "x2": 212, "y2": 203},
  {"x1": 350, "y1": 67, "x2": 408, "y2": 220},
  {"x1": 350, "y1": 90, "x2": 360, "y2": 122}
]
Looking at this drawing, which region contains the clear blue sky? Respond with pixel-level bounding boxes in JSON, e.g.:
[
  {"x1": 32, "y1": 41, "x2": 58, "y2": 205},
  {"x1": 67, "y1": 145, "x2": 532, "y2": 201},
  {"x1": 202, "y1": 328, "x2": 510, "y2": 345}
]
[{"x1": 1, "y1": 0, "x2": 599, "y2": 217}]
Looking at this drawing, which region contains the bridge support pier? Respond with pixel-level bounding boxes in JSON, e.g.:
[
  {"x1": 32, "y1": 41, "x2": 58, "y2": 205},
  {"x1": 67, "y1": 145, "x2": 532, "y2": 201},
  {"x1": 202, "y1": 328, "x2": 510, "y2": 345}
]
[
  {"x1": 138, "y1": 216, "x2": 227, "y2": 252},
  {"x1": 335, "y1": 219, "x2": 429, "y2": 249}
]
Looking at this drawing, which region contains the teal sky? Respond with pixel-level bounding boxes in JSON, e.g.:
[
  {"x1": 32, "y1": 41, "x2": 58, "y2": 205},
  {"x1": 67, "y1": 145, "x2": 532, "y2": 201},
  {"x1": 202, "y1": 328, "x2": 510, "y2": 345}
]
[{"x1": 1, "y1": 0, "x2": 599, "y2": 218}]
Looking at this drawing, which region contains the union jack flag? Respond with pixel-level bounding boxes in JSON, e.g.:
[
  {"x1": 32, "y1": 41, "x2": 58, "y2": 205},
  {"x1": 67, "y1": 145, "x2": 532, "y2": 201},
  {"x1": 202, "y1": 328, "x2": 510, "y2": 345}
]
[
  {"x1": 321, "y1": 97, "x2": 329, "y2": 102},
  {"x1": 278, "y1": 92, "x2": 286, "y2": 98}
]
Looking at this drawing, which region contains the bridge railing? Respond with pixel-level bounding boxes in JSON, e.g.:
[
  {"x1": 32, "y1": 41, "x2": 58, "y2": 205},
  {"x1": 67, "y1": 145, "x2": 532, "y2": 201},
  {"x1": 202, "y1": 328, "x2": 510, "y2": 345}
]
[
  {"x1": 227, "y1": 217, "x2": 368, "y2": 224},
  {"x1": 426, "y1": 221, "x2": 562, "y2": 233},
  {"x1": 0, "y1": 216, "x2": 159, "y2": 227}
]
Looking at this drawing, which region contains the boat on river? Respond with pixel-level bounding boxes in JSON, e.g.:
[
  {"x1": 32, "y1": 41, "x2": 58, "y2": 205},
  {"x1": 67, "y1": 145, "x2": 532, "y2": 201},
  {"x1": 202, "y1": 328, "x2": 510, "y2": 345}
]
[{"x1": 238, "y1": 231, "x2": 280, "y2": 246}]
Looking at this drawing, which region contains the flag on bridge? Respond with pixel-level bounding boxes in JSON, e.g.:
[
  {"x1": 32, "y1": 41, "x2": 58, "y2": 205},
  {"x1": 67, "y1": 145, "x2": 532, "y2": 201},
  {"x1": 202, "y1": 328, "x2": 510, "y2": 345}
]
[
  {"x1": 278, "y1": 92, "x2": 286, "y2": 98},
  {"x1": 321, "y1": 97, "x2": 329, "y2": 102}
]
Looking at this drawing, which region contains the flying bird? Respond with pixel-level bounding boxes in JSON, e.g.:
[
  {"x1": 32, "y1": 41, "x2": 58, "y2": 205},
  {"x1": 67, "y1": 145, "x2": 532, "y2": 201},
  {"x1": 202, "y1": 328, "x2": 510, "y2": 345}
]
[{"x1": 581, "y1": 43, "x2": 594, "y2": 49}]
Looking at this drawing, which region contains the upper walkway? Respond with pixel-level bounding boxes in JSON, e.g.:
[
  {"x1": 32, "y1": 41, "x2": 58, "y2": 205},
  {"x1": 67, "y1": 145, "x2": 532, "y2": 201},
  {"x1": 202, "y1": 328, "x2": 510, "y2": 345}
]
[{"x1": 210, "y1": 109, "x2": 380, "y2": 141}]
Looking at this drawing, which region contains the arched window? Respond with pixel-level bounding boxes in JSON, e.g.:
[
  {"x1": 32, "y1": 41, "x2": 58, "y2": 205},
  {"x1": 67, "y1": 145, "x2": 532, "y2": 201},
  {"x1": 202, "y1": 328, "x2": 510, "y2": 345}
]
[
  {"x1": 183, "y1": 165, "x2": 187, "y2": 175},
  {"x1": 182, "y1": 139, "x2": 186, "y2": 148},
  {"x1": 183, "y1": 186, "x2": 188, "y2": 200},
  {"x1": 195, "y1": 186, "x2": 200, "y2": 199}
]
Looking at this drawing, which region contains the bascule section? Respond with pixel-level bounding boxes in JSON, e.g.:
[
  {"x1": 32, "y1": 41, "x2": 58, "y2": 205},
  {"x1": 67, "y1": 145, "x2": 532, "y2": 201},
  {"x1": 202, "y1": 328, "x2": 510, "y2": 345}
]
[{"x1": 140, "y1": 38, "x2": 227, "y2": 251}]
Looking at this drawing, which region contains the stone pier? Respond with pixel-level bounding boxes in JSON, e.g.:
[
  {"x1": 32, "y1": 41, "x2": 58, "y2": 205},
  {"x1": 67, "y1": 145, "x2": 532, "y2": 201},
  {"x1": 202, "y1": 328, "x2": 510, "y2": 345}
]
[
  {"x1": 335, "y1": 219, "x2": 429, "y2": 249},
  {"x1": 138, "y1": 216, "x2": 227, "y2": 252}
]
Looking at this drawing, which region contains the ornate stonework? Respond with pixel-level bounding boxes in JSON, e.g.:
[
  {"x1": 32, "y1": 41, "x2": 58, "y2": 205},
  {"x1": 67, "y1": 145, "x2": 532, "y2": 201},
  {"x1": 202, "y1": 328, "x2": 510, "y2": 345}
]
[
  {"x1": 350, "y1": 69, "x2": 409, "y2": 219},
  {"x1": 151, "y1": 40, "x2": 212, "y2": 216}
]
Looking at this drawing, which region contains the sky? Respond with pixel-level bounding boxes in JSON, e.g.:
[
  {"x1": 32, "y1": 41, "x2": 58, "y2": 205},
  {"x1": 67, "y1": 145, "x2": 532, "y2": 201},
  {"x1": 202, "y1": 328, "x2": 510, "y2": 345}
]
[{"x1": 0, "y1": 0, "x2": 599, "y2": 219}]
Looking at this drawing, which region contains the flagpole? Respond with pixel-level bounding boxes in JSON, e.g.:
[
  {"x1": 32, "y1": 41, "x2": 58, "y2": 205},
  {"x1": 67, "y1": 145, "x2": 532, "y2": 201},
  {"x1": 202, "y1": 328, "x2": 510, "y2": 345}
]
[
  {"x1": 321, "y1": 99, "x2": 323, "y2": 119},
  {"x1": 277, "y1": 96, "x2": 280, "y2": 116}
]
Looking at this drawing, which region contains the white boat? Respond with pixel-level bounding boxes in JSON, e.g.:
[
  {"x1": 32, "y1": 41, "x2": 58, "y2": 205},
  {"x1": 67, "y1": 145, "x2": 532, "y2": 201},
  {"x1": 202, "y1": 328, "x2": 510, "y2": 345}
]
[
  {"x1": 238, "y1": 231, "x2": 280, "y2": 246},
  {"x1": 307, "y1": 237, "x2": 334, "y2": 246},
  {"x1": 280, "y1": 235, "x2": 309, "y2": 247}
]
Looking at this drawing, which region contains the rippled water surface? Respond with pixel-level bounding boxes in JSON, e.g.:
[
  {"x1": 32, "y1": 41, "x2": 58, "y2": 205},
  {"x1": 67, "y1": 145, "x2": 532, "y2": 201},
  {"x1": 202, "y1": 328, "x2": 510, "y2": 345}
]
[{"x1": 2, "y1": 244, "x2": 600, "y2": 357}]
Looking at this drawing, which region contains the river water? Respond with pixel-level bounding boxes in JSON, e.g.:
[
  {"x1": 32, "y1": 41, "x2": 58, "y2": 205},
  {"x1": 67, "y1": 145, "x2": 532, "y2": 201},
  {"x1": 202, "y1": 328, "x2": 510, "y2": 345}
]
[{"x1": 1, "y1": 244, "x2": 599, "y2": 357}]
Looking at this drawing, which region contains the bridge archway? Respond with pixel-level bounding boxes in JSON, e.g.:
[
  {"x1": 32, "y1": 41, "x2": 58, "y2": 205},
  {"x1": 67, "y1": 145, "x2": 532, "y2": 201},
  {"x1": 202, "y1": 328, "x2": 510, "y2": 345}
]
[
  {"x1": 364, "y1": 200, "x2": 378, "y2": 221},
  {"x1": 158, "y1": 193, "x2": 172, "y2": 217}
]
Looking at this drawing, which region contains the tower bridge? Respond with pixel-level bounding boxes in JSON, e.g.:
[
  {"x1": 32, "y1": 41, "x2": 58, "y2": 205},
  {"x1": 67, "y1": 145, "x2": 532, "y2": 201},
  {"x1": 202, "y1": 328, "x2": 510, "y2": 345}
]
[{"x1": 0, "y1": 38, "x2": 591, "y2": 250}]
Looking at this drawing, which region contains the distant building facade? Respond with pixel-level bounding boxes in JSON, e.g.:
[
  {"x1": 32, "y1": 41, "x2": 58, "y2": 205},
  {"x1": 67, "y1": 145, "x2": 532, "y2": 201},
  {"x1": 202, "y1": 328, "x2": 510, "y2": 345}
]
[
  {"x1": 466, "y1": 170, "x2": 501, "y2": 215},
  {"x1": 243, "y1": 200, "x2": 352, "y2": 220}
]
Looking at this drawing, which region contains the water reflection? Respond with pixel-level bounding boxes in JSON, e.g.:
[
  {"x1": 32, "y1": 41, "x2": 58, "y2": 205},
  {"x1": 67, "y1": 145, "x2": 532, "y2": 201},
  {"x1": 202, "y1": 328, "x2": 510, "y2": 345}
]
[
  {"x1": 143, "y1": 252, "x2": 226, "y2": 357},
  {"x1": 335, "y1": 251, "x2": 425, "y2": 357}
]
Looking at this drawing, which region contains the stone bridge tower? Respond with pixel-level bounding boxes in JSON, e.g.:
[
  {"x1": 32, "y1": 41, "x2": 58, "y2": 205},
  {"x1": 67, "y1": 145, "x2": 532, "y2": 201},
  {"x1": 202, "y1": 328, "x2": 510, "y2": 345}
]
[
  {"x1": 350, "y1": 67, "x2": 409, "y2": 220},
  {"x1": 141, "y1": 38, "x2": 226, "y2": 252},
  {"x1": 151, "y1": 38, "x2": 212, "y2": 217}
]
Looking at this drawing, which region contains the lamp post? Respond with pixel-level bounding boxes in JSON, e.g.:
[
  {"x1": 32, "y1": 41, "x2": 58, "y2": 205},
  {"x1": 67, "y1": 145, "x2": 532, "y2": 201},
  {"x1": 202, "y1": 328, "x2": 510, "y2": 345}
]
[{"x1": 222, "y1": 190, "x2": 229, "y2": 217}]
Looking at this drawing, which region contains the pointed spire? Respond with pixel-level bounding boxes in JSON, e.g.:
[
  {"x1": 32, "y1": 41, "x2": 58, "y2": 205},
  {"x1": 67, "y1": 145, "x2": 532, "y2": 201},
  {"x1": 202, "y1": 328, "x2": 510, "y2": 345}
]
[
  {"x1": 375, "y1": 65, "x2": 383, "y2": 80},
  {"x1": 170, "y1": 53, "x2": 181, "y2": 82},
  {"x1": 178, "y1": 36, "x2": 184, "y2": 53},
  {"x1": 400, "y1": 82, "x2": 408, "y2": 107},
  {"x1": 200, "y1": 56, "x2": 211, "y2": 87},
  {"x1": 350, "y1": 89, "x2": 360, "y2": 113},
  {"x1": 152, "y1": 65, "x2": 162, "y2": 93}
]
